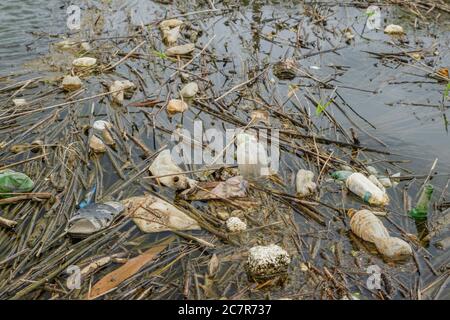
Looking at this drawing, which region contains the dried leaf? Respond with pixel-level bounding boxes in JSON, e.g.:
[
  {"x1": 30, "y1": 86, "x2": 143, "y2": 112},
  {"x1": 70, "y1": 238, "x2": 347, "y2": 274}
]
[
  {"x1": 437, "y1": 67, "x2": 449, "y2": 79},
  {"x1": 250, "y1": 110, "x2": 270, "y2": 126},
  {"x1": 208, "y1": 254, "x2": 219, "y2": 277},
  {"x1": 87, "y1": 237, "x2": 174, "y2": 299}
]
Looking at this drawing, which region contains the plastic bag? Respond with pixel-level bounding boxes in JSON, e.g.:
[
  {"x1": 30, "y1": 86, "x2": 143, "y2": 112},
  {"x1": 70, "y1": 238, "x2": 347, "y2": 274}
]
[{"x1": 0, "y1": 169, "x2": 34, "y2": 198}]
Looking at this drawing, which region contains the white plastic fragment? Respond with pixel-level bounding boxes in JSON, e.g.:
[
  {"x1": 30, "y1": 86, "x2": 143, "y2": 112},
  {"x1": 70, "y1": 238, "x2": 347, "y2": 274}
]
[
  {"x1": 72, "y1": 57, "x2": 97, "y2": 68},
  {"x1": 167, "y1": 99, "x2": 189, "y2": 115},
  {"x1": 62, "y1": 75, "x2": 82, "y2": 91},
  {"x1": 378, "y1": 176, "x2": 393, "y2": 188},
  {"x1": 384, "y1": 24, "x2": 404, "y2": 35},
  {"x1": 110, "y1": 80, "x2": 135, "y2": 105},
  {"x1": 159, "y1": 19, "x2": 183, "y2": 29},
  {"x1": 93, "y1": 120, "x2": 114, "y2": 146},
  {"x1": 162, "y1": 26, "x2": 181, "y2": 45},
  {"x1": 367, "y1": 166, "x2": 378, "y2": 175},
  {"x1": 13, "y1": 98, "x2": 27, "y2": 107},
  {"x1": 180, "y1": 82, "x2": 198, "y2": 98},
  {"x1": 236, "y1": 132, "x2": 270, "y2": 181},
  {"x1": 149, "y1": 149, "x2": 195, "y2": 190},
  {"x1": 296, "y1": 169, "x2": 317, "y2": 197},
  {"x1": 349, "y1": 209, "x2": 412, "y2": 260},
  {"x1": 89, "y1": 135, "x2": 106, "y2": 153},
  {"x1": 166, "y1": 43, "x2": 195, "y2": 56},
  {"x1": 226, "y1": 217, "x2": 247, "y2": 232},
  {"x1": 246, "y1": 244, "x2": 291, "y2": 280}
]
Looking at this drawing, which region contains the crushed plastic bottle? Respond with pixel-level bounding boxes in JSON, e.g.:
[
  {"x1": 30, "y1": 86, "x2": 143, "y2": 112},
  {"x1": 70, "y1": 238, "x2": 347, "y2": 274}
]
[
  {"x1": 0, "y1": 169, "x2": 34, "y2": 198},
  {"x1": 409, "y1": 184, "x2": 434, "y2": 220},
  {"x1": 348, "y1": 209, "x2": 412, "y2": 260},
  {"x1": 67, "y1": 201, "x2": 124, "y2": 237}
]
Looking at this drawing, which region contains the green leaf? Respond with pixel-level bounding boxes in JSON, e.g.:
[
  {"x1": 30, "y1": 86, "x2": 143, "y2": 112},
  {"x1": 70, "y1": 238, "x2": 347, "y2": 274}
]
[
  {"x1": 152, "y1": 50, "x2": 167, "y2": 60},
  {"x1": 444, "y1": 82, "x2": 450, "y2": 99},
  {"x1": 316, "y1": 99, "x2": 333, "y2": 116}
]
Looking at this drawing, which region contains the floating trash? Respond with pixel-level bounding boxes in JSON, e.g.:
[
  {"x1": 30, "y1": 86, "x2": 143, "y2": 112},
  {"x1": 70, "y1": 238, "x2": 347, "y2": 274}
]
[
  {"x1": 62, "y1": 75, "x2": 82, "y2": 91},
  {"x1": 226, "y1": 217, "x2": 247, "y2": 232},
  {"x1": 166, "y1": 43, "x2": 195, "y2": 56},
  {"x1": 149, "y1": 149, "x2": 195, "y2": 190},
  {"x1": 167, "y1": 99, "x2": 189, "y2": 115},
  {"x1": 384, "y1": 24, "x2": 404, "y2": 35},
  {"x1": 123, "y1": 195, "x2": 200, "y2": 233},
  {"x1": 245, "y1": 244, "x2": 291, "y2": 281},
  {"x1": 0, "y1": 169, "x2": 34, "y2": 198},
  {"x1": 72, "y1": 57, "x2": 97, "y2": 67},
  {"x1": 180, "y1": 82, "x2": 198, "y2": 99},
  {"x1": 348, "y1": 209, "x2": 412, "y2": 260},
  {"x1": 296, "y1": 169, "x2": 317, "y2": 197},
  {"x1": 67, "y1": 202, "x2": 124, "y2": 237}
]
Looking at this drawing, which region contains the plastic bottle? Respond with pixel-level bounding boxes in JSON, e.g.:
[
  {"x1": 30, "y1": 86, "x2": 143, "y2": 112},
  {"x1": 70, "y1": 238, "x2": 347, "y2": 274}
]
[
  {"x1": 409, "y1": 184, "x2": 434, "y2": 220},
  {"x1": 347, "y1": 173, "x2": 389, "y2": 206},
  {"x1": 332, "y1": 171, "x2": 389, "y2": 206},
  {"x1": 348, "y1": 209, "x2": 412, "y2": 260},
  {"x1": 331, "y1": 170, "x2": 353, "y2": 181}
]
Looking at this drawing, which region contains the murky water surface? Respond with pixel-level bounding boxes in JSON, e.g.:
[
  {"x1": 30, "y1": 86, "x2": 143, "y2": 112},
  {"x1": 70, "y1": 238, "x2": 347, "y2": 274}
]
[{"x1": 0, "y1": 0, "x2": 449, "y2": 299}]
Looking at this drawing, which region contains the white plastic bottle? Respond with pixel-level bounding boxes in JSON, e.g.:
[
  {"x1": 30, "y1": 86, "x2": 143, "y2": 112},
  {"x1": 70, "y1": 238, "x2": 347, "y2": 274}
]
[{"x1": 346, "y1": 172, "x2": 389, "y2": 206}]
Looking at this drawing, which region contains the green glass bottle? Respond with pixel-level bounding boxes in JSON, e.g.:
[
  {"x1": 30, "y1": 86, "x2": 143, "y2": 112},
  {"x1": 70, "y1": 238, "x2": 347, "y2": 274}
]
[{"x1": 408, "y1": 184, "x2": 434, "y2": 219}]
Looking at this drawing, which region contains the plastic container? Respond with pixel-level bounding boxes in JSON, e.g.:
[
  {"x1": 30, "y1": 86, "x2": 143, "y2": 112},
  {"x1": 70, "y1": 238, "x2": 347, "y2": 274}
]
[
  {"x1": 348, "y1": 209, "x2": 412, "y2": 260},
  {"x1": 346, "y1": 172, "x2": 389, "y2": 206}
]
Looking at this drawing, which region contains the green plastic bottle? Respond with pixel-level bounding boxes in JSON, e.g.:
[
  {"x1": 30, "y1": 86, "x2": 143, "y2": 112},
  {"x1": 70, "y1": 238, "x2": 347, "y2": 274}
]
[
  {"x1": 0, "y1": 169, "x2": 34, "y2": 198},
  {"x1": 331, "y1": 170, "x2": 353, "y2": 181},
  {"x1": 408, "y1": 184, "x2": 434, "y2": 219}
]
